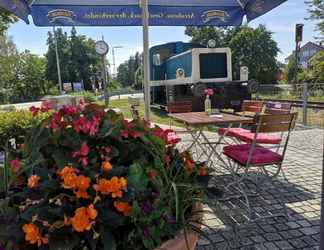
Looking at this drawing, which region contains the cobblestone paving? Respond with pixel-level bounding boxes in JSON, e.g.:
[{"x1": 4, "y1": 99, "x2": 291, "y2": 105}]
[{"x1": 178, "y1": 128, "x2": 323, "y2": 250}]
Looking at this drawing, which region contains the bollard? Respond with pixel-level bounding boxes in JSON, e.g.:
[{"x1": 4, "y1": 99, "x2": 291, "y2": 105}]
[{"x1": 302, "y1": 82, "x2": 308, "y2": 126}]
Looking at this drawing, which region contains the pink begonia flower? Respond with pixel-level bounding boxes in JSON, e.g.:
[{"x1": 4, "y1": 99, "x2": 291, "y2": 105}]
[
  {"x1": 10, "y1": 158, "x2": 20, "y2": 173},
  {"x1": 204, "y1": 88, "x2": 214, "y2": 97},
  {"x1": 72, "y1": 143, "x2": 90, "y2": 167},
  {"x1": 29, "y1": 106, "x2": 40, "y2": 117}
]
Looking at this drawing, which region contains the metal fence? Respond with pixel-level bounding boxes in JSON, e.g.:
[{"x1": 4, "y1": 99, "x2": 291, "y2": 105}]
[{"x1": 255, "y1": 83, "x2": 324, "y2": 128}]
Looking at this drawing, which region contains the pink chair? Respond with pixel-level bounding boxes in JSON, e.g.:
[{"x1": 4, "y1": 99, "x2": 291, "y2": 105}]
[
  {"x1": 222, "y1": 112, "x2": 298, "y2": 218},
  {"x1": 219, "y1": 100, "x2": 293, "y2": 145}
]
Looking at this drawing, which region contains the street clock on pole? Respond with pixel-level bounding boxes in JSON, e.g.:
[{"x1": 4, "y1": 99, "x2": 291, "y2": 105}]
[{"x1": 95, "y1": 40, "x2": 109, "y2": 55}]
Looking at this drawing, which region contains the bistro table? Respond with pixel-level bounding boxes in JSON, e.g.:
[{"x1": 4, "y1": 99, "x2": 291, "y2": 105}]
[{"x1": 168, "y1": 112, "x2": 254, "y2": 171}]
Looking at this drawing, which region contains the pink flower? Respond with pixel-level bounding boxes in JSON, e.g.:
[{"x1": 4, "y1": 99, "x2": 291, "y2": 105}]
[
  {"x1": 72, "y1": 143, "x2": 90, "y2": 167},
  {"x1": 73, "y1": 117, "x2": 90, "y2": 134},
  {"x1": 204, "y1": 88, "x2": 214, "y2": 97},
  {"x1": 10, "y1": 158, "x2": 20, "y2": 173},
  {"x1": 40, "y1": 101, "x2": 54, "y2": 113},
  {"x1": 89, "y1": 115, "x2": 102, "y2": 136},
  {"x1": 130, "y1": 130, "x2": 141, "y2": 139},
  {"x1": 120, "y1": 130, "x2": 129, "y2": 138},
  {"x1": 62, "y1": 105, "x2": 79, "y2": 116},
  {"x1": 29, "y1": 106, "x2": 40, "y2": 117},
  {"x1": 49, "y1": 112, "x2": 63, "y2": 132},
  {"x1": 152, "y1": 127, "x2": 180, "y2": 146},
  {"x1": 123, "y1": 119, "x2": 134, "y2": 130}
]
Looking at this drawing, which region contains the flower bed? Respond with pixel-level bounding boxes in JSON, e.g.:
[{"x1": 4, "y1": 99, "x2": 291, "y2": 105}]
[{"x1": 0, "y1": 103, "x2": 212, "y2": 250}]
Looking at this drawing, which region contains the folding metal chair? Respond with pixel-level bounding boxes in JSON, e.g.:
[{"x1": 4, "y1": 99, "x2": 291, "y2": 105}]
[
  {"x1": 222, "y1": 112, "x2": 298, "y2": 220},
  {"x1": 218, "y1": 100, "x2": 265, "y2": 145},
  {"x1": 265, "y1": 101, "x2": 292, "y2": 115}
]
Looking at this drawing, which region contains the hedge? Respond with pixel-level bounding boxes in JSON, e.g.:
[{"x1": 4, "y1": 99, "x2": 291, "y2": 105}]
[{"x1": 0, "y1": 110, "x2": 49, "y2": 147}]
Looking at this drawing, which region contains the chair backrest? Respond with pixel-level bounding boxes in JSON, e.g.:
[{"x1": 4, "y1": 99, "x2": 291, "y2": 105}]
[
  {"x1": 242, "y1": 100, "x2": 264, "y2": 113},
  {"x1": 253, "y1": 112, "x2": 298, "y2": 133},
  {"x1": 265, "y1": 101, "x2": 292, "y2": 115}
]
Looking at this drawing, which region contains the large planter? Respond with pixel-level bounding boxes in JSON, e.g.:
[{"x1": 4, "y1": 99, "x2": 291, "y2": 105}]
[{"x1": 155, "y1": 203, "x2": 203, "y2": 250}]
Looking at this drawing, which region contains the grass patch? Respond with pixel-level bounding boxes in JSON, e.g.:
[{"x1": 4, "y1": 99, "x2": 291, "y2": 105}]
[{"x1": 108, "y1": 99, "x2": 184, "y2": 127}]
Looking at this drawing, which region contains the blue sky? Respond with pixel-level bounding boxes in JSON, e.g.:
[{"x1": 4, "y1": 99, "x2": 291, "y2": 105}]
[{"x1": 7, "y1": 0, "x2": 320, "y2": 71}]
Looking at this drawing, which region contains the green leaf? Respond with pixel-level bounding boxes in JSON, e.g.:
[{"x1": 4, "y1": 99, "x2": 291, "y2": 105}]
[
  {"x1": 171, "y1": 182, "x2": 179, "y2": 223},
  {"x1": 127, "y1": 163, "x2": 148, "y2": 192},
  {"x1": 101, "y1": 227, "x2": 116, "y2": 250},
  {"x1": 49, "y1": 234, "x2": 80, "y2": 250}
]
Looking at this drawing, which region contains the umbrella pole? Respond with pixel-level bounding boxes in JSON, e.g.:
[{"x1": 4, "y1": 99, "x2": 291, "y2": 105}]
[{"x1": 142, "y1": 0, "x2": 150, "y2": 121}]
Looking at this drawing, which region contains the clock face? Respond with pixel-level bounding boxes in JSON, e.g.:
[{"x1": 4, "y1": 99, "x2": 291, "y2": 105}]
[{"x1": 95, "y1": 41, "x2": 109, "y2": 55}]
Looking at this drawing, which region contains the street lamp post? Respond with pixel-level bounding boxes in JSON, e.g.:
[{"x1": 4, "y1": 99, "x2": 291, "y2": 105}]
[
  {"x1": 112, "y1": 46, "x2": 123, "y2": 77},
  {"x1": 53, "y1": 26, "x2": 63, "y2": 94}
]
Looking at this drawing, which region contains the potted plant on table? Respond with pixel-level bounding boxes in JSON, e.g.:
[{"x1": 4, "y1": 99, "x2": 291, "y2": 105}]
[{"x1": 0, "y1": 103, "x2": 216, "y2": 250}]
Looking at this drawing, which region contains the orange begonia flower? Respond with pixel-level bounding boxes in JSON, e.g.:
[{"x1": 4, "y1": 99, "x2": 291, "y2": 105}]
[
  {"x1": 57, "y1": 166, "x2": 76, "y2": 178},
  {"x1": 94, "y1": 177, "x2": 127, "y2": 198},
  {"x1": 75, "y1": 175, "x2": 91, "y2": 190},
  {"x1": 22, "y1": 223, "x2": 48, "y2": 247},
  {"x1": 102, "y1": 161, "x2": 113, "y2": 172},
  {"x1": 71, "y1": 204, "x2": 97, "y2": 232},
  {"x1": 114, "y1": 201, "x2": 132, "y2": 216},
  {"x1": 62, "y1": 172, "x2": 78, "y2": 189},
  {"x1": 28, "y1": 175, "x2": 40, "y2": 189},
  {"x1": 74, "y1": 175, "x2": 90, "y2": 199}
]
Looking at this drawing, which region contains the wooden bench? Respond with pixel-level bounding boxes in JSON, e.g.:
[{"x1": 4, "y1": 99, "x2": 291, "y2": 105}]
[{"x1": 167, "y1": 101, "x2": 192, "y2": 113}]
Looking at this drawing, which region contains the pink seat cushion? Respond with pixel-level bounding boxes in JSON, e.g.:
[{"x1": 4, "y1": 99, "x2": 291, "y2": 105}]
[
  {"x1": 223, "y1": 144, "x2": 283, "y2": 166},
  {"x1": 218, "y1": 128, "x2": 281, "y2": 144},
  {"x1": 218, "y1": 128, "x2": 248, "y2": 137}
]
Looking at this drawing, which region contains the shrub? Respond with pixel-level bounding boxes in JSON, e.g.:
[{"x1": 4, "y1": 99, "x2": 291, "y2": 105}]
[
  {"x1": 0, "y1": 103, "x2": 212, "y2": 249},
  {"x1": 71, "y1": 91, "x2": 97, "y2": 103},
  {"x1": 0, "y1": 110, "x2": 49, "y2": 147}
]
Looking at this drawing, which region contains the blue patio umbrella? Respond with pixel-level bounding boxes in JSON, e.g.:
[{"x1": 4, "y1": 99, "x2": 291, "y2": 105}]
[{"x1": 0, "y1": 0, "x2": 288, "y2": 119}]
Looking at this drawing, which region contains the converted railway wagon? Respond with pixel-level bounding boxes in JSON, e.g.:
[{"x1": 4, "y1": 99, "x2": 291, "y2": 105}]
[{"x1": 149, "y1": 42, "x2": 254, "y2": 112}]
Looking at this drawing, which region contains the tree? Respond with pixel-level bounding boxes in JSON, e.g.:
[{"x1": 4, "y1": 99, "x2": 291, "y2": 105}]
[
  {"x1": 305, "y1": 0, "x2": 324, "y2": 36},
  {"x1": 45, "y1": 28, "x2": 70, "y2": 90},
  {"x1": 284, "y1": 55, "x2": 298, "y2": 84},
  {"x1": 117, "y1": 52, "x2": 143, "y2": 88},
  {"x1": 45, "y1": 27, "x2": 102, "y2": 91},
  {"x1": 229, "y1": 25, "x2": 280, "y2": 84},
  {"x1": 185, "y1": 25, "x2": 280, "y2": 84},
  {"x1": 298, "y1": 50, "x2": 324, "y2": 83},
  {"x1": 0, "y1": 8, "x2": 17, "y2": 35}
]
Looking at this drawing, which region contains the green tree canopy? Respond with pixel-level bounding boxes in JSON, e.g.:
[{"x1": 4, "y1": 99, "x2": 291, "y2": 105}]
[
  {"x1": 117, "y1": 52, "x2": 142, "y2": 89},
  {"x1": 45, "y1": 27, "x2": 102, "y2": 91},
  {"x1": 0, "y1": 41, "x2": 51, "y2": 104},
  {"x1": 185, "y1": 25, "x2": 280, "y2": 84},
  {"x1": 0, "y1": 8, "x2": 17, "y2": 35},
  {"x1": 305, "y1": 0, "x2": 324, "y2": 36}
]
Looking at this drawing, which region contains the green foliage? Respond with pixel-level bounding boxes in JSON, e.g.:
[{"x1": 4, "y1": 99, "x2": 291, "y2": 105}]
[
  {"x1": 285, "y1": 51, "x2": 324, "y2": 84},
  {"x1": 284, "y1": 55, "x2": 298, "y2": 84},
  {"x1": 0, "y1": 110, "x2": 49, "y2": 146},
  {"x1": 117, "y1": 52, "x2": 142, "y2": 88},
  {"x1": 45, "y1": 28, "x2": 102, "y2": 91},
  {"x1": 0, "y1": 34, "x2": 53, "y2": 104},
  {"x1": 305, "y1": 0, "x2": 324, "y2": 35},
  {"x1": 302, "y1": 50, "x2": 324, "y2": 82},
  {"x1": 185, "y1": 25, "x2": 280, "y2": 84},
  {"x1": 0, "y1": 104, "x2": 211, "y2": 249},
  {"x1": 71, "y1": 91, "x2": 97, "y2": 103},
  {"x1": 0, "y1": 8, "x2": 17, "y2": 35}
]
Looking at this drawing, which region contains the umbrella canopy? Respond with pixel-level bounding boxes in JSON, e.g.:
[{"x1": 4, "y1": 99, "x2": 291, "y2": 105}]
[
  {"x1": 0, "y1": 0, "x2": 287, "y2": 120},
  {"x1": 1, "y1": 0, "x2": 286, "y2": 26}
]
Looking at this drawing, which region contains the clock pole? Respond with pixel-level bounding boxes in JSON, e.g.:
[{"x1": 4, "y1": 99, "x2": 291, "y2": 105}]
[
  {"x1": 102, "y1": 55, "x2": 109, "y2": 106},
  {"x1": 94, "y1": 39, "x2": 110, "y2": 107}
]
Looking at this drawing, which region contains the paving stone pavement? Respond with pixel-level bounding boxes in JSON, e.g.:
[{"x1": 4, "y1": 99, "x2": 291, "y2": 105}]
[{"x1": 178, "y1": 128, "x2": 323, "y2": 250}]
